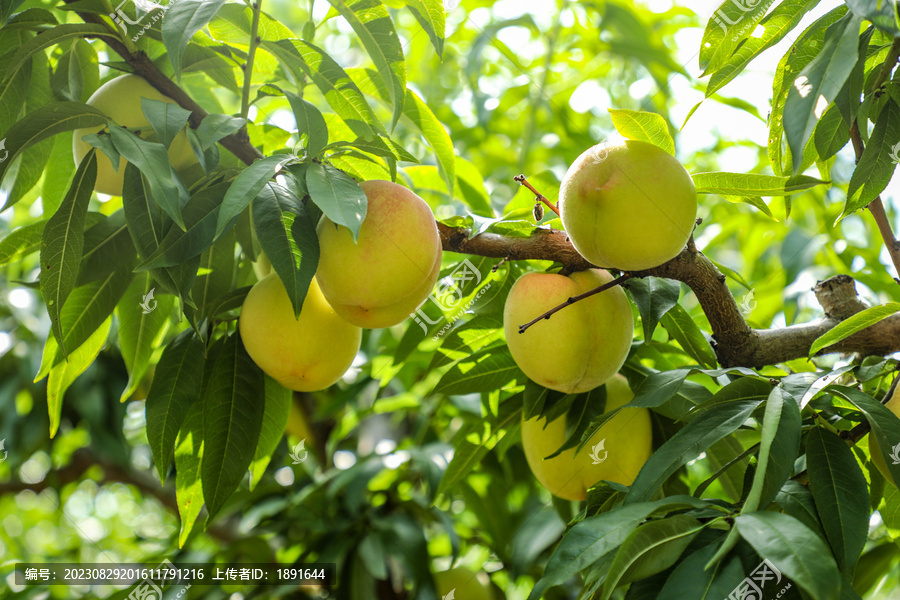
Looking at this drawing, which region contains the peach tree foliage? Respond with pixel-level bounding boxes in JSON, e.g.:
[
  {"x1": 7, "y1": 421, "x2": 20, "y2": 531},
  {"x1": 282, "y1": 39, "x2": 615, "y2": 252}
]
[{"x1": 0, "y1": 0, "x2": 899, "y2": 598}]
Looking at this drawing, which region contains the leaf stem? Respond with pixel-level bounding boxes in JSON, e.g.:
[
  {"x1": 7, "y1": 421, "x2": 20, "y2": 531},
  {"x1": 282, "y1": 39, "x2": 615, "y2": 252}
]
[
  {"x1": 518, "y1": 274, "x2": 633, "y2": 334},
  {"x1": 241, "y1": 0, "x2": 264, "y2": 120}
]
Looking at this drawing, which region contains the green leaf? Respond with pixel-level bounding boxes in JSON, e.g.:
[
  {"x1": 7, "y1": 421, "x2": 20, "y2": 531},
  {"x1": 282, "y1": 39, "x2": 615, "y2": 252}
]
[
  {"x1": 327, "y1": 0, "x2": 406, "y2": 129},
  {"x1": 0, "y1": 220, "x2": 45, "y2": 265},
  {"x1": 116, "y1": 273, "x2": 174, "y2": 402},
  {"x1": 137, "y1": 182, "x2": 232, "y2": 269},
  {"x1": 432, "y1": 346, "x2": 523, "y2": 395},
  {"x1": 844, "y1": 0, "x2": 900, "y2": 36},
  {"x1": 527, "y1": 496, "x2": 709, "y2": 600},
  {"x1": 216, "y1": 154, "x2": 292, "y2": 239},
  {"x1": 141, "y1": 97, "x2": 192, "y2": 150},
  {"x1": 305, "y1": 161, "x2": 368, "y2": 241},
  {"x1": 624, "y1": 392, "x2": 767, "y2": 504},
  {"x1": 692, "y1": 172, "x2": 827, "y2": 196},
  {"x1": 806, "y1": 427, "x2": 869, "y2": 574},
  {"x1": 756, "y1": 387, "x2": 802, "y2": 510},
  {"x1": 814, "y1": 103, "x2": 850, "y2": 162},
  {"x1": 46, "y1": 317, "x2": 111, "y2": 437},
  {"x1": 146, "y1": 330, "x2": 205, "y2": 482},
  {"x1": 3, "y1": 23, "x2": 108, "y2": 83},
  {"x1": 283, "y1": 89, "x2": 328, "y2": 158},
  {"x1": 735, "y1": 511, "x2": 841, "y2": 600},
  {"x1": 263, "y1": 39, "x2": 385, "y2": 138},
  {"x1": 38, "y1": 150, "x2": 97, "y2": 357},
  {"x1": 404, "y1": 89, "x2": 455, "y2": 195},
  {"x1": 252, "y1": 182, "x2": 320, "y2": 318},
  {"x1": 51, "y1": 38, "x2": 98, "y2": 104},
  {"x1": 108, "y1": 125, "x2": 190, "y2": 229},
  {"x1": 600, "y1": 515, "x2": 705, "y2": 600},
  {"x1": 608, "y1": 109, "x2": 675, "y2": 155},
  {"x1": 121, "y1": 163, "x2": 195, "y2": 300},
  {"x1": 783, "y1": 11, "x2": 863, "y2": 174},
  {"x1": 405, "y1": 0, "x2": 445, "y2": 57},
  {"x1": 824, "y1": 386, "x2": 900, "y2": 508},
  {"x1": 660, "y1": 304, "x2": 717, "y2": 369},
  {"x1": 769, "y1": 7, "x2": 846, "y2": 176},
  {"x1": 201, "y1": 332, "x2": 266, "y2": 519},
  {"x1": 626, "y1": 276, "x2": 680, "y2": 340},
  {"x1": 36, "y1": 268, "x2": 133, "y2": 379},
  {"x1": 196, "y1": 113, "x2": 246, "y2": 150},
  {"x1": 76, "y1": 211, "x2": 136, "y2": 286},
  {"x1": 0, "y1": 101, "x2": 106, "y2": 192},
  {"x1": 705, "y1": 0, "x2": 820, "y2": 97},
  {"x1": 845, "y1": 99, "x2": 900, "y2": 215},
  {"x1": 699, "y1": 0, "x2": 776, "y2": 76},
  {"x1": 175, "y1": 397, "x2": 205, "y2": 547},
  {"x1": 162, "y1": 0, "x2": 229, "y2": 78},
  {"x1": 437, "y1": 405, "x2": 521, "y2": 495},
  {"x1": 338, "y1": 134, "x2": 419, "y2": 163},
  {"x1": 249, "y1": 376, "x2": 292, "y2": 491},
  {"x1": 188, "y1": 230, "x2": 235, "y2": 323},
  {"x1": 809, "y1": 303, "x2": 900, "y2": 356},
  {"x1": 657, "y1": 541, "x2": 746, "y2": 600}
]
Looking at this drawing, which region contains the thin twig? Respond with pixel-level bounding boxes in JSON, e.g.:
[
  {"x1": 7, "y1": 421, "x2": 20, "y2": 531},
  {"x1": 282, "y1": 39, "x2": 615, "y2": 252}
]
[
  {"x1": 868, "y1": 36, "x2": 900, "y2": 95},
  {"x1": 848, "y1": 121, "x2": 900, "y2": 281},
  {"x1": 514, "y1": 174, "x2": 560, "y2": 216},
  {"x1": 241, "y1": 0, "x2": 264, "y2": 120},
  {"x1": 518, "y1": 274, "x2": 633, "y2": 333}
]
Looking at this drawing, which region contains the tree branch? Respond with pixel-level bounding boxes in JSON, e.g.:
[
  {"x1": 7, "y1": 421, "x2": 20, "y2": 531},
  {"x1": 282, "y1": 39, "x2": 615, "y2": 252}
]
[
  {"x1": 62, "y1": 0, "x2": 263, "y2": 166},
  {"x1": 439, "y1": 224, "x2": 900, "y2": 368}
]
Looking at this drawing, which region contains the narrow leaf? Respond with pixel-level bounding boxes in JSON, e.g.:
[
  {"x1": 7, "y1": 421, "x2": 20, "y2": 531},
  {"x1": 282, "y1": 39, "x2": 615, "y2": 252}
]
[
  {"x1": 327, "y1": 0, "x2": 406, "y2": 129},
  {"x1": 46, "y1": 317, "x2": 111, "y2": 437},
  {"x1": 810, "y1": 303, "x2": 900, "y2": 356},
  {"x1": 216, "y1": 154, "x2": 291, "y2": 239},
  {"x1": 116, "y1": 272, "x2": 174, "y2": 402},
  {"x1": 692, "y1": 171, "x2": 827, "y2": 196},
  {"x1": 175, "y1": 397, "x2": 205, "y2": 547},
  {"x1": 249, "y1": 376, "x2": 292, "y2": 490},
  {"x1": 806, "y1": 427, "x2": 869, "y2": 574},
  {"x1": 162, "y1": 0, "x2": 229, "y2": 77},
  {"x1": 39, "y1": 150, "x2": 97, "y2": 357},
  {"x1": 783, "y1": 12, "x2": 863, "y2": 174},
  {"x1": 735, "y1": 511, "x2": 841, "y2": 600},
  {"x1": 201, "y1": 332, "x2": 266, "y2": 519},
  {"x1": 252, "y1": 182, "x2": 320, "y2": 318}
]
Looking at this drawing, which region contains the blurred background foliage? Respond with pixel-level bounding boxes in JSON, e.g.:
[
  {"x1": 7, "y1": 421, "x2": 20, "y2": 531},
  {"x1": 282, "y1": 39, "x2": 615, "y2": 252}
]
[{"x1": 1, "y1": 0, "x2": 899, "y2": 598}]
